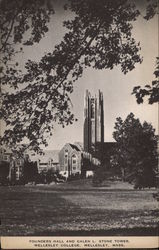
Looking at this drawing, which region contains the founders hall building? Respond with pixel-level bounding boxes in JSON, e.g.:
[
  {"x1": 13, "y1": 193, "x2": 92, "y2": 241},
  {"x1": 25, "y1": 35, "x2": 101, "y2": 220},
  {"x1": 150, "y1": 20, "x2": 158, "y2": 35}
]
[{"x1": 0, "y1": 89, "x2": 115, "y2": 182}]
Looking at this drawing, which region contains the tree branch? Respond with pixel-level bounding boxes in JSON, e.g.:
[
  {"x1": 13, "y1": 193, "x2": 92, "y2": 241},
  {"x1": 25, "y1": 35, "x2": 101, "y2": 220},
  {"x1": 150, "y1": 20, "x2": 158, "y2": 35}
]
[{"x1": 0, "y1": 1, "x2": 25, "y2": 52}]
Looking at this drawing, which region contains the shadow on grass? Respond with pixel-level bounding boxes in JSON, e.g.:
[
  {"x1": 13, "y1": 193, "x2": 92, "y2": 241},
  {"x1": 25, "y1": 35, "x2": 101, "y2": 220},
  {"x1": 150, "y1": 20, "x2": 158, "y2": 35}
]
[{"x1": 35, "y1": 227, "x2": 158, "y2": 236}]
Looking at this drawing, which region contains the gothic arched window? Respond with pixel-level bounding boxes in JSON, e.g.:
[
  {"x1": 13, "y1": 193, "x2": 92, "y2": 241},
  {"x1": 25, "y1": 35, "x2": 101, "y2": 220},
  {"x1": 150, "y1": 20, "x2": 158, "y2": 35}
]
[
  {"x1": 72, "y1": 154, "x2": 77, "y2": 170},
  {"x1": 64, "y1": 149, "x2": 68, "y2": 165}
]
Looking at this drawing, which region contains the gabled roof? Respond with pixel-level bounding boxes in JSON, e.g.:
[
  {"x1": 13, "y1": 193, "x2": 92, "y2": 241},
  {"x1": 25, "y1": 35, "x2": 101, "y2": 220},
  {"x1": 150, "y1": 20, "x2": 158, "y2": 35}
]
[
  {"x1": 74, "y1": 142, "x2": 83, "y2": 150},
  {"x1": 30, "y1": 150, "x2": 60, "y2": 163},
  {"x1": 44, "y1": 150, "x2": 59, "y2": 163},
  {"x1": 69, "y1": 143, "x2": 81, "y2": 152}
]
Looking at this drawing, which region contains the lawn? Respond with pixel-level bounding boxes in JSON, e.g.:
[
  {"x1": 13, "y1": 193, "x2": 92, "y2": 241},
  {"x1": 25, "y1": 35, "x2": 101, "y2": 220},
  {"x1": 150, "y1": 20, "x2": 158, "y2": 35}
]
[{"x1": 0, "y1": 180, "x2": 158, "y2": 236}]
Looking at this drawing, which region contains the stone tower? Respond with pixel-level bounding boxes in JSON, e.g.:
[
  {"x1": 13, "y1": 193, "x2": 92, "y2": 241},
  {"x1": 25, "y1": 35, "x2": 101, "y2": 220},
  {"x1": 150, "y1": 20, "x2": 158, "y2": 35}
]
[{"x1": 83, "y1": 90, "x2": 104, "y2": 157}]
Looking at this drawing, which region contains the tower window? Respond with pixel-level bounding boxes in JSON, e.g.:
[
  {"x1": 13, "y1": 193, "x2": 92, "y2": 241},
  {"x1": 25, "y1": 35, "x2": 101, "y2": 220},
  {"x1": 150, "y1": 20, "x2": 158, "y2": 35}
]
[{"x1": 91, "y1": 99, "x2": 95, "y2": 118}]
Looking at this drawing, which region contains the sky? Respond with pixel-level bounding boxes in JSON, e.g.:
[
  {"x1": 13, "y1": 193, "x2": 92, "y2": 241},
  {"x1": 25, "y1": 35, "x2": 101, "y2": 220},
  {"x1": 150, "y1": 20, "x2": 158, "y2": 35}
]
[{"x1": 6, "y1": 0, "x2": 159, "y2": 150}]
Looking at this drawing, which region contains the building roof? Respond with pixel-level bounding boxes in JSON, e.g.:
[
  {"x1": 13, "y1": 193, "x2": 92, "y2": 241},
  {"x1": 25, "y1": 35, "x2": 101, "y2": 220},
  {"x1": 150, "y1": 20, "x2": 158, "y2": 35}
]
[
  {"x1": 0, "y1": 147, "x2": 60, "y2": 164},
  {"x1": 74, "y1": 142, "x2": 83, "y2": 151},
  {"x1": 69, "y1": 143, "x2": 81, "y2": 152},
  {"x1": 30, "y1": 150, "x2": 60, "y2": 163}
]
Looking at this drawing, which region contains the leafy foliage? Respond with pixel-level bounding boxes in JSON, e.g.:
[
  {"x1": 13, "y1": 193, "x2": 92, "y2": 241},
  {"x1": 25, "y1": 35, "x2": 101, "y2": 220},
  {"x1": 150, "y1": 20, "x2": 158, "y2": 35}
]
[
  {"x1": 143, "y1": 0, "x2": 158, "y2": 20},
  {"x1": 0, "y1": 0, "x2": 54, "y2": 62},
  {"x1": 0, "y1": 0, "x2": 54, "y2": 152},
  {"x1": 0, "y1": 0, "x2": 158, "y2": 152},
  {"x1": 113, "y1": 113, "x2": 158, "y2": 186},
  {"x1": 23, "y1": 160, "x2": 38, "y2": 184},
  {"x1": 132, "y1": 57, "x2": 159, "y2": 104},
  {"x1": 0, "y1": 161, "x2": 10, "y2": 185}
]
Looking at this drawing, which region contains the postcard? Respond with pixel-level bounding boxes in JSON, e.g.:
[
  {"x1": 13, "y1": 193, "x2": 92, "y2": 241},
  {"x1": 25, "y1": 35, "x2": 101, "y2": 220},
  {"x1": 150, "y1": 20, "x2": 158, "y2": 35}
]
[{"x1": 0, "y1": 0, "x2": 158, "y2": 249}]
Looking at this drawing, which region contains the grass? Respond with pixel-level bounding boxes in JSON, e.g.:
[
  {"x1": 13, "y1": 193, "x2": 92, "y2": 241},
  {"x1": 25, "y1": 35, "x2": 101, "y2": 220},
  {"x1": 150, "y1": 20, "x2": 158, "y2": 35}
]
[{"x1": 0, "y1": 180, "x2": 158, "y2": 236}]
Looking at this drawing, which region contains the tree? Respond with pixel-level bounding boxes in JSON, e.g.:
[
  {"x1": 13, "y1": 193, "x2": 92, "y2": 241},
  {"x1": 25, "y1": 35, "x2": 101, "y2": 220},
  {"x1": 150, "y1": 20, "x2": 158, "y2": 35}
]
[
  {"x1": 0, "y1": 0, "x2": 158, "y2": 153},
  {"x1": 132, "y1": 57, "x2": 159, "y2": 104},
  {"x1": 0, "y1": 161, "x2": 10, "y2": 185},
  {"x1": 0, "y1": 0, "x2": 54, "y2": 62},
  {"x1": 0, "y1": 0, "x2": 55, "y2": 153},
  {"x1": 23, "y1": 160, "x2": 38, "y2": 183},
  {"x1": 113, "y1": 113, "x2": 157, "y2": 186}
]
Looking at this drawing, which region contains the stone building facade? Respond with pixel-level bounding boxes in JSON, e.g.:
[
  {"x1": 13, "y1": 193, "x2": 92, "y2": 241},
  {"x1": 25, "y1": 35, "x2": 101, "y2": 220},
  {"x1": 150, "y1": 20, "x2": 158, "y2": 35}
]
[
  {"x1": 59, "y1": 143, "x2": 82, "y2": 178},
  {"x1": 29, "y1": 150, "x2": 60, "y2": 173},
  {"x1": 0, "y1": 147, "x2": 25, "y2": 183}
]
